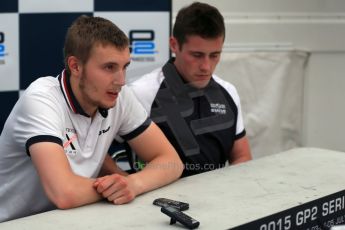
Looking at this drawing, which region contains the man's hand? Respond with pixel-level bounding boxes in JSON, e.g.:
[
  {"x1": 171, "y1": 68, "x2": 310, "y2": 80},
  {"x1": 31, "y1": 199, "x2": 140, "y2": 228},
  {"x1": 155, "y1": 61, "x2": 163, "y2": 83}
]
[
  {"x1": 93, "y1": 174, "x2": 136, "y2": 204},
  {"x1": 94, "y1": 122, "x2": 183, "y2": 205}
]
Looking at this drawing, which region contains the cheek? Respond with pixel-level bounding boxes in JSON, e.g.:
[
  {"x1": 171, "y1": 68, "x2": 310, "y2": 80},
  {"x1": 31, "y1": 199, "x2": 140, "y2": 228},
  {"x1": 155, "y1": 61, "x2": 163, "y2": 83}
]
[
  {"x1": 182, "y1": 57, "x2": 197, "y2": 71},
  {"x1": 87, "y1": 71, "x2": 110, "y2": 88},
  {"x1": 209, "y1": 58, "x2": 220, "y2": 69},
  {"x1": 84, "y1": 77, "x2": 104, "y2": 94},
  {"x1": 94, "y1": 79, "x2": 110, "y2": 91},
  {"x1": 183, "y1": 55, "x2": 195, "y2": 64}
]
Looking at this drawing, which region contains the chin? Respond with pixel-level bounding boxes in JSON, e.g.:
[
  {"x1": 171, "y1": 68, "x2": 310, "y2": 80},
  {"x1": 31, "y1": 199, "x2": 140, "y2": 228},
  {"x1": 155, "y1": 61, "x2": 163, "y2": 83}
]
[
  {"x1": 190, "y1": 80, "x2": 209, "y2": 89},
  {"x1": 102, "y1": 101, "x2": 117, "y2": 109}
]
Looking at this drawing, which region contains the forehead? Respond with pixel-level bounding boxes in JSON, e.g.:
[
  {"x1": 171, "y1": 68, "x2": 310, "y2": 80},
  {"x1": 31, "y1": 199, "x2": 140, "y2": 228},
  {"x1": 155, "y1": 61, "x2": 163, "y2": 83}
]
[
  {"x1": 88, "y1": 42, "x2": 130, "y2": 63},
  {"x1": 181, "y1": 35, "x2": 224, "y2": 52}
]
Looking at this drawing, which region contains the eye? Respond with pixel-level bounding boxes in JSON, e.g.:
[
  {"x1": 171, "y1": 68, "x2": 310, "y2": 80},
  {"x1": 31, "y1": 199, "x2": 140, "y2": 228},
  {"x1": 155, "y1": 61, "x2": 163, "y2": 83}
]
[
  {"x1": 105, "y1": 64, "x2": 114, "y2": 71},
  {"x1": 104, "y1": 63, "x2": 119, "y2": 72},
  {"x1": 210, "y1": 53, "x2": 220, "y2": 59},
  {"x1": 192, "y1": 53, "x2": 203, "y2": 58}
]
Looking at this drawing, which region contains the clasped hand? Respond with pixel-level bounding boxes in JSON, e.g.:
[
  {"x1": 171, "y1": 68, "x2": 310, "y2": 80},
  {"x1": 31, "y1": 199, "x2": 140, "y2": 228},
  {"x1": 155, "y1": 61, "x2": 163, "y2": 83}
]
[{"x1": 93, "y1": 174, "x2": 136, "y2": 205}]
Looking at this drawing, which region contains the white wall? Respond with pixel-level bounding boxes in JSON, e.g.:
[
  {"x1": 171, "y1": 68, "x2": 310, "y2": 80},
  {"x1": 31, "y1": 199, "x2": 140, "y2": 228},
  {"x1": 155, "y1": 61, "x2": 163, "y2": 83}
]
[
  {"x1": 173, "y1": 0, "x2": 345, "y2": 152},
  {"x1": 304, "y1": 53, "x2": 345, "y2": 151}
]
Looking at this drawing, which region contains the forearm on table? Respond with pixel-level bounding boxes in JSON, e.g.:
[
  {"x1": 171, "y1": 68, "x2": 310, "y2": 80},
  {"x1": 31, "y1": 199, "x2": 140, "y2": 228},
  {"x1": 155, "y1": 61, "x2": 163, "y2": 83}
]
[
  {"x1": 48, "y1": 174, "x2": 103, "y2": 209},
  {"x1": 127, "y1": 154, "x2": 183, "y2": 196}
]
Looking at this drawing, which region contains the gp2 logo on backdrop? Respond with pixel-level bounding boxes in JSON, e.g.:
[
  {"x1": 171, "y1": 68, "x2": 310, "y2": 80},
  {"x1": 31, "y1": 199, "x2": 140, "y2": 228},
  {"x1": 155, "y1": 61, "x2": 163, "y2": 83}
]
[
  {"x1": 0, "y1": 32, "x2": 5, "y2": 58},
  {"x1": 129, "y1": 30, "x2": 157, "y2": 55}
]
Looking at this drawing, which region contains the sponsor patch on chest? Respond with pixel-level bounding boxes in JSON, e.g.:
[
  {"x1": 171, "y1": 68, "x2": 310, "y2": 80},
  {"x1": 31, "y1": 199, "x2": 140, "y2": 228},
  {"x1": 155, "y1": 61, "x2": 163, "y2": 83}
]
[
  {"x1": 210, "y1": 103, "x2": 226, "y2": 114},
  {"x1": 64, "y1": 128, "x2": 78, "y2": 157}
]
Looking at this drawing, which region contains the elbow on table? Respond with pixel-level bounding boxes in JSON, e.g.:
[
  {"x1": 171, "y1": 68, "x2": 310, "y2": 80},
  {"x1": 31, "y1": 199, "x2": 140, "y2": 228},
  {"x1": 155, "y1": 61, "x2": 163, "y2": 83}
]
[
  {"x1": 48, "y1": 188, "x2": 80, "y2": 210},
  {"x1": 175, "y1": 157, "x2": 184, "y2": 179},
  {"x1": 54, "y1": 198, "x2": 75, "y2": 210}
]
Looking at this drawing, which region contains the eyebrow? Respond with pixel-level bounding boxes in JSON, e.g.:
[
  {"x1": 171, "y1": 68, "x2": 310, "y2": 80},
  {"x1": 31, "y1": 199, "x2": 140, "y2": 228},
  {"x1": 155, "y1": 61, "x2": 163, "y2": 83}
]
[
  {"x1": 189, "y1": 51, "x2": 222, "y2": 55},
  {"x1": 104, "y1": 61, "x2": 131, "y2": 68}
]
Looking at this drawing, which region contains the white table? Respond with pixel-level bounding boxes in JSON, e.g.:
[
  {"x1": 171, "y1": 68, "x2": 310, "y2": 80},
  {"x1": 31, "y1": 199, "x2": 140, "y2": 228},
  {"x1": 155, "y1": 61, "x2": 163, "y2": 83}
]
[{"x1": 1, "y1": 147, "x2": 345, "y2": 229}]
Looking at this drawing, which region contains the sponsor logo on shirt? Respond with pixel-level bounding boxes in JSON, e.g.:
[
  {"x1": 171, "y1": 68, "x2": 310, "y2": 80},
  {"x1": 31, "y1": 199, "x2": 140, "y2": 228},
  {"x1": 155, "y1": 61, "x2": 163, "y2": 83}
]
[
  {"x1": 65, "y1": 128, "x2": 76, "y2": 133},
  {"x1": 210, "y1": 103, "x2": 226, "y2": 114},
  {"x1": 64, "y1": 133, "x2": 77, "y2": 157},
  {"x1": 99, "y1": 126, "x2": 110, "y2": 136}
]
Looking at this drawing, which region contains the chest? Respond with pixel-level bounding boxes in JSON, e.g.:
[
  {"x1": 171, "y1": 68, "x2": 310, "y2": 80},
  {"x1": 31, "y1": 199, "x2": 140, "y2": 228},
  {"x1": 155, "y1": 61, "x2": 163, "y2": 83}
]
[{"x1": 61, "y1": 112, "x2": 115, "y2": 176}]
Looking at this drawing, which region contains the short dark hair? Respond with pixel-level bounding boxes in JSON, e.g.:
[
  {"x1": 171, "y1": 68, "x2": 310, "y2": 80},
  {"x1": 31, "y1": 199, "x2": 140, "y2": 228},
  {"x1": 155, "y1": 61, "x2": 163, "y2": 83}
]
[
  {"x1": 173, "y1": 2, "x2": 225, "y2": 48},
  {"x1": 63, "y1": 15, "x2": 129, "y2": 75}
]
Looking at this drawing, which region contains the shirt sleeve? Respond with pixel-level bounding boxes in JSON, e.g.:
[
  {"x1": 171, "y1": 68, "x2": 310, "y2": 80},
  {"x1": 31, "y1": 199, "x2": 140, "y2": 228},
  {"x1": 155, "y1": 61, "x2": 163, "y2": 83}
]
[
  {"x1": 232, "y1": 87, "x2": 246, "y2": 136},
  {"x1": 213, "y1": 75, "x2": 246, "y2": 136},
  {"x1": 13, "y1": 90, "x2": 64, "y2": 154}
]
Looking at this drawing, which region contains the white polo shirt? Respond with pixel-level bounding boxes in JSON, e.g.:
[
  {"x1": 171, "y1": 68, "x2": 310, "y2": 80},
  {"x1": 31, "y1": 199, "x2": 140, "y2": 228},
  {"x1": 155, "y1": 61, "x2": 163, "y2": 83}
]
[{"x1": 0, "y1": 70, "x2": 150, "y2": 222}]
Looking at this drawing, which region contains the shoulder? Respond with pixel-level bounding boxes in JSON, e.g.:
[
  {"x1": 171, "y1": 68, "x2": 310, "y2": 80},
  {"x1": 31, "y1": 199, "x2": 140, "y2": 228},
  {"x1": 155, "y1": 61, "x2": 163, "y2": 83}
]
[
  {"x1": 20, "y1": 76, "x2": 64, "y2": 112},
  {"x1": 116, "y1": 85, "x2": 146, "y2": 112},
  {"x1": 127, "y1": 68, "x2": 165, "y2": 113},
  {"x1": 3, "y1": 76, "x2": 65, "y2": 143},
  {"x1": 128, "y1": 68, "x2": 164, "y2": 90},
  {"x1": 17, "y1": 77, "x2": 64, "y2": 116},
  {"x1": 24, "y1": 76, "x2": 61, "y2": 99},
  {"x1": 14, "y1": 76, "x2": 66, "y2": 126},
  {"x1": 212, "y1": 74, "x2": 241, "y2": 103},
  {"x1": 118, "y1": 85, "x2": 134, "y2": 100}
]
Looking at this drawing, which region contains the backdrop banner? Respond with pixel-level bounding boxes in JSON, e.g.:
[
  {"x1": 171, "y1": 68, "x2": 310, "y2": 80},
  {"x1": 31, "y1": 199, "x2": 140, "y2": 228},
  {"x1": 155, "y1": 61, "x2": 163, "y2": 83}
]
[{"x1": 216, "y1": 51, "x2": 310, "y2": 158}]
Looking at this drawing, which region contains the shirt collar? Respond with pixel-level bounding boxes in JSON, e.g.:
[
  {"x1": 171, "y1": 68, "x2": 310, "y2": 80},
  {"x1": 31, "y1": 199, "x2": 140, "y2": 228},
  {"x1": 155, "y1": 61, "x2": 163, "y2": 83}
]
[{"x1": 58, "y1": 70, "x2": 108, "y2": 118}]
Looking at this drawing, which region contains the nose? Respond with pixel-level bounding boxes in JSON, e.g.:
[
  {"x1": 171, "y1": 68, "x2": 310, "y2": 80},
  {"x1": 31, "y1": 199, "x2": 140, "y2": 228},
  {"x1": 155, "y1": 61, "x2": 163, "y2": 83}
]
[
  {"x1": 199, "y1": 56, "x2": 211, "y2": 72},
  {"x1": 113, "y1": 70, "x2": 126, "y2": 86}
]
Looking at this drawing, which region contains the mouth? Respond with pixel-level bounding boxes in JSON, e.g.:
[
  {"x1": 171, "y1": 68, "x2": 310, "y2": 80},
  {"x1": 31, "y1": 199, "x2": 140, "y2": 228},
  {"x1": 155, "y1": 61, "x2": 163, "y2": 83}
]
[
  {"x1": 106, "y1": 90, "x2": 120, "y2": 100},
  {"x1": 196, "y1": 74, "x2": 210, "y2": 80},
  {"x1": 108, "y1": 92, "x2": 118, "y2": 96}
]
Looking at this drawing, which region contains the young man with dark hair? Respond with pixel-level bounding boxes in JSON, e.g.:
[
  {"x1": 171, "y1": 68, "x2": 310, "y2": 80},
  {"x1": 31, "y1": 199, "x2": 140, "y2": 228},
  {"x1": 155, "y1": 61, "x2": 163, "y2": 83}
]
[{"x1": 129, "y1": 2, "x2": 252, "y2": 177}]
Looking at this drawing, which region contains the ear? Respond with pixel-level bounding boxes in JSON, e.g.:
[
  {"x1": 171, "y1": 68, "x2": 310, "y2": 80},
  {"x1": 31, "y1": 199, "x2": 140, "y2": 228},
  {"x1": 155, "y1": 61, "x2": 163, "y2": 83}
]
[
  {"x1": 67, "y1": 56, "x2": 81, "y2": 76},
  {"x1": 169, "y1": 36, "x2": 179, "y2": 53}
]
